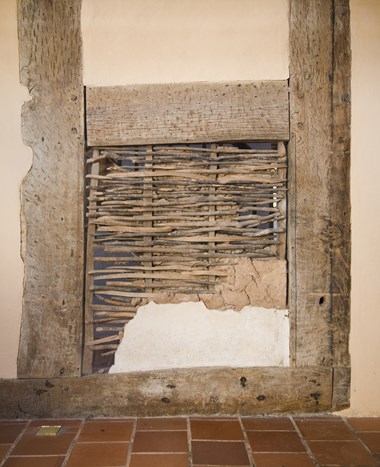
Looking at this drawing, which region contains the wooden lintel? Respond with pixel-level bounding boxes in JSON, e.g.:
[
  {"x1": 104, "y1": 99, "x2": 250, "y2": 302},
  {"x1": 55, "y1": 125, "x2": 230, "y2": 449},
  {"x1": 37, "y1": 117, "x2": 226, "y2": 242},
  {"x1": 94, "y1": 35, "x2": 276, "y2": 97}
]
[{"x1": 86, "y1": 81, "x2": 289, "y2": 146}]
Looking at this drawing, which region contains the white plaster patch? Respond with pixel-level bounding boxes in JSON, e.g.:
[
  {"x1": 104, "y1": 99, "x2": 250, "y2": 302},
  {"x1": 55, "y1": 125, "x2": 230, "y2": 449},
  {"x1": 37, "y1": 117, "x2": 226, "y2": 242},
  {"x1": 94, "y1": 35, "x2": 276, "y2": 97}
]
[{"x1": 109, "y1": 301, "x2": 289, "y2": 373}]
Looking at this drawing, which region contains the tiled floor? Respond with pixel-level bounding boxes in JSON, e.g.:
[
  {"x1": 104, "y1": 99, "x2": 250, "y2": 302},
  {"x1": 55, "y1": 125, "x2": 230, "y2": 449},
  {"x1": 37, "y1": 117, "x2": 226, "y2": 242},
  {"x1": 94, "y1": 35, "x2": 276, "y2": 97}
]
[{"x1": 0, "y1": 416, "x2": 379, "y2": 466}]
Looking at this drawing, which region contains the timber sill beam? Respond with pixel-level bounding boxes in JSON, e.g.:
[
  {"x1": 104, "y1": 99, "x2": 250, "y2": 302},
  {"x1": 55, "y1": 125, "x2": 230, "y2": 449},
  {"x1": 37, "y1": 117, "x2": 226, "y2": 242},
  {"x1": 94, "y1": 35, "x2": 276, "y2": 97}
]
[{"x1": 0, "y1": 366, "x2": 348, "y2": 419}]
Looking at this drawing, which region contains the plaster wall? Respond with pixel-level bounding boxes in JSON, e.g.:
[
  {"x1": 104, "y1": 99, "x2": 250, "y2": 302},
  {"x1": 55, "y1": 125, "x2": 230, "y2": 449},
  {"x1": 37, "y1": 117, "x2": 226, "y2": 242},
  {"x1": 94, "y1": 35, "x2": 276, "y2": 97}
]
[
  {"x1": 0, "y1": 0, "x2": 32, "y2": 378},
  {"x1": 346, "y1": 0, "x2": 380, "y2": 416},
  {"x1": 81, "y1": 0, "x2": 289, "y2": 85},
  {"x1": 110, "y1": 302, "x2": 289, "y2": 373},
  {"x1": 1, "y1": 0, "x2": 379, "y2": 415}
]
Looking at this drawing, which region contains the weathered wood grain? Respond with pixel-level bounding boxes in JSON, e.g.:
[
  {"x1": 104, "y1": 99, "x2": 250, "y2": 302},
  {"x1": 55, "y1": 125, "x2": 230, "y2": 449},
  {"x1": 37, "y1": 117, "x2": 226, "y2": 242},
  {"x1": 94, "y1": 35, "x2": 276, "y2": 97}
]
[
  {"x1": 332, "y1": 366, "x2": 351, "y2": 411},
  {"x1": 0, "y1": 367, "x2": 332, "y2": 418},
  {"x1": 331, "y1": 0, "x2": 351, "y2": 367},
  {"x1": 86, "y1": 81, "x2": 289, "y2": 146},
  {"x1": 17, "y1": 0, "x2": 84, "y2": 377},
  {"x1": 289, "y1": 0, "x2": 350, "y2": 374},
  {"x1": 289, "y1": 0, "x2": 333, "y2": 366}
]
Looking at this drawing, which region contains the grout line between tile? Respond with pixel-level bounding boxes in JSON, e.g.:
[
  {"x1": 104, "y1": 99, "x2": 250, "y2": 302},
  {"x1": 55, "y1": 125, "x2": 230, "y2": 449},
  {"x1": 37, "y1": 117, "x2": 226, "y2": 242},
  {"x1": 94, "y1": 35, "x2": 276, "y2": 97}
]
[
  {"x1": 129, "y1": 451, "x2": 189, "y2": 454},
  {"x1": 75, "y1": 440, "x2": 133, "y2": 444},
  {"x1": 240, "y1": 449, "x2": 330, "y2": 454},
  {"x1": 124, "y1": 417, "x2": 137, "y2": 467},
  {"x1": 354, "y1": 430, "x2": 380, "y2": 433},
  {"x1": 305, "y1": 439, "x2": 368, "y2": 443},
  {"x1": 191, "y1": 439, "x2": 251, "y2": 443},
  {"x1": 289, "y1": 415, "x2": 320, "y2": 467},
  {"x1": 240, "y1": 428, "x2": 294, "y2": 433},
  {"x1": 0, "y1": 420, "x2": 30, "y2": 467},
  {"x1": 136, "y1": 428, "x2": 187, "y2": 432},
  {"x1": 186, "y1": 416, "x2": 193, "y2": 467},
  {"x1": 61, "y1": 418, "x2": 85, "y2": 467},
  {"x1": 238, "y1": 415, "x2": 255, "y2": 467},
  {"x1": 6, "y1": 454, "x2": 67, "y2": 457}
]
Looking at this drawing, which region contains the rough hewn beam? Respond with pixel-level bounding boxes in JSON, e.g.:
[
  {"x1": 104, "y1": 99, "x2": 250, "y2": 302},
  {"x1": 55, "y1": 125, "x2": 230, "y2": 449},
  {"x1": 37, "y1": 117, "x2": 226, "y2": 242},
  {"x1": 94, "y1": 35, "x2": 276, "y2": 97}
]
[
  {"x1": 17, "y1": 0, "x2": 84, "y2": 378},
  {"x1": 288, "y1": 0, "x2": 350, "y2": 377},
  {"x1": 330, "y1": 0, "x2": 351, "y2": 368},
  {"x1": 86, "y1": 81, "x2": 289, "y2": 146},
  {"x1": 1, "y1": 367, "x2": 332, "y2": 418}
]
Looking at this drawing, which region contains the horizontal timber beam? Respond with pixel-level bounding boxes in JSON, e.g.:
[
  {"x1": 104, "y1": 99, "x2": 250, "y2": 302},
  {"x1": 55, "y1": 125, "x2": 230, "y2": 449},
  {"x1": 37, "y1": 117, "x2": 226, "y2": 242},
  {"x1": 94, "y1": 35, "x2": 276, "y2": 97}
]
[
  {"x1": 86, "y1": 81, "x2": 289, "y2": 146},
  {"x1": 0, "y1": 366, "x2": 342, "y2": 418}
]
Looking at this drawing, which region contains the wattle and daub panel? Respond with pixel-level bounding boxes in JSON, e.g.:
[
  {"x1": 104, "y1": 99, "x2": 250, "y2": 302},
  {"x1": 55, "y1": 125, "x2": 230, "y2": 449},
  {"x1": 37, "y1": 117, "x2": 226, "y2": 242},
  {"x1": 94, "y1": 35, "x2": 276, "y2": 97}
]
[
  {"x1": 84, "y1": 142, "x2": 287, "y2": 370},
  {"x1": 84, "y1": 81, "x2": 289, "y2": 373}
]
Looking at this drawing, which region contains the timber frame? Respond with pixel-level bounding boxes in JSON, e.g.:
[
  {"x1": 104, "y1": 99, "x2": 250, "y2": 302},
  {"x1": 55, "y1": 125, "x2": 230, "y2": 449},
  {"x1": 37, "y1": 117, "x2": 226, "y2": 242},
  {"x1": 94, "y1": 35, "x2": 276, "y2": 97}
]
[{"x1": 0, "y1": 0, "x2": 350, "y2": 417}]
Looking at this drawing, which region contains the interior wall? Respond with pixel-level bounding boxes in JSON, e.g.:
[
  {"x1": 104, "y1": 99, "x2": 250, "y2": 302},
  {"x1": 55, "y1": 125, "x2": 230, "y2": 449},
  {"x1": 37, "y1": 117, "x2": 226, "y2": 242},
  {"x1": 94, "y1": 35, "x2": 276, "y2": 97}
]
[
  {"x1": 81, "y1": 0, "x2": 289, "y2": 85},
  {"x1": 1, "y1": 0, "x2": 379, "y2": 415},
  {"x1": 346, "y1": 0, "x2": 380, "y2": 416},
  {"x1": 0, "y1": 0, "x2": 32, "y2": 378}
]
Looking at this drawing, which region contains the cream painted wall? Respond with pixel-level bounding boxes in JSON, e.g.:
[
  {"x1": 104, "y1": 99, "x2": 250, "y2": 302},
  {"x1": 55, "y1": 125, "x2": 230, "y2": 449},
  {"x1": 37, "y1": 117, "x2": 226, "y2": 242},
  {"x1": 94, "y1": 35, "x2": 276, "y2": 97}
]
[
  {"x1": 345, "y1": 0, "x2": 380, "y2": 416},
  {"x1": 0, "y1": 0, "x2": 32, "y2": 378},
  {"x1": 82, "y1": 0, "x2": 289, "y2": 85},
  {"x1": 1, "y1": 0, "x2": 379, "y2": 415}
]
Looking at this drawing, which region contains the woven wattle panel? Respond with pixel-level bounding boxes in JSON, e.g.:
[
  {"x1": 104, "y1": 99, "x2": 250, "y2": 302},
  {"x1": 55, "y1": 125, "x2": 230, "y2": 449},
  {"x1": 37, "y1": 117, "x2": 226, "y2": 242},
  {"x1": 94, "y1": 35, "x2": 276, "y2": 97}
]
[{"x1": 84, "y1": 142, "x2": 287, "y2": 370}]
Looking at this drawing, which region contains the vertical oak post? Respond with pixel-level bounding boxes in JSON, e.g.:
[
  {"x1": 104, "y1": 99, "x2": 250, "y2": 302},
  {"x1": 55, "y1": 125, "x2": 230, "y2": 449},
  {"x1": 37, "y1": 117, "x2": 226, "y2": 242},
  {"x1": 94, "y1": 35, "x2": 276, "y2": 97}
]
[
  {"x1": 17, "y1": 0, "x2": 84, "y2": 377},
  {"x1": 289, "y1": 0, "x2": 350, "y2": 408}
]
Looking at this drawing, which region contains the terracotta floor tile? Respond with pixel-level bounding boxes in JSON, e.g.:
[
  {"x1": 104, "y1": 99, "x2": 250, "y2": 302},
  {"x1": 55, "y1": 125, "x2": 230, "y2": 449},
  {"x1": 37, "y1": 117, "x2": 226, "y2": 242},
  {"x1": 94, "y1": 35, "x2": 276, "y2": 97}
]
[
  {"x1": 190, "y1": 419, "x2": 244, "y2": 440},
  {"x1": 12, "y1": 432, "x2": 75, "y2": 456},
  {"x1": 0, "y1": 424, "x2": 26, "y2": 443},
  {"x1": 0, "y1": 444, "x2": 12, "y2": 462},
  {"x1": 252, "y1": 452, "x2": 315, "y2": 467},
  {"x1": 132, "y1": 431, "x2": 188, "y2": 453},
  {"x1": 192, "y1": 441, "x2": 250, "y2": 465},
  {"x1": 347, "y1": 417, "x2": 380, "y2": 432},
  {"x1": 242, "y1": 417, "x2": 294, "y2": 431},
  {"x1": 359, "y1": 432, "x2": 380, "y2": 453},
  {"x1": 295, "y1": 419, "x2": 356, "y2": 440},
  {"x1": 136, "y1": 418, "x2": 187, "y2": 431},
  {"x1": 78, "y1": 420, "x2": 133, "y2": 442},
  {"x1": 247, "y1": 431, "x2": 306, "y2": 453},
  {"x1": 307, "y1": 440, "x2": 378, "y2": 466},
  {"x1": 129, "y1": 453, "x2": 189, "y2": 467},
  {"x1": 65, "y1": 442, "x2": 129, "y2": 467},
  {"x1": 2, "y1": 416, "x2": 380, "y2": 467},
  {"x1": 3, "y1": 456, "x2": 65, "y2": 467}
]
